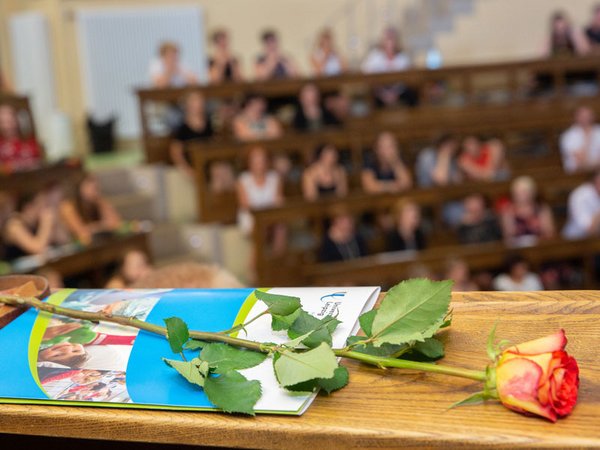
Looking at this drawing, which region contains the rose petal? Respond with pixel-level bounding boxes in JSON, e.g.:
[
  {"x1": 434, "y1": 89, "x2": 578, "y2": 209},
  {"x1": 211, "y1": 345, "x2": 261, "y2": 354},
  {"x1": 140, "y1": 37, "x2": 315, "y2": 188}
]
[
  {"x1": 496, "y1": 357, "x2": 557, "y2": 422},
  {"x1": 504, "y1": 330, "x2": 566, "y2": 356}
]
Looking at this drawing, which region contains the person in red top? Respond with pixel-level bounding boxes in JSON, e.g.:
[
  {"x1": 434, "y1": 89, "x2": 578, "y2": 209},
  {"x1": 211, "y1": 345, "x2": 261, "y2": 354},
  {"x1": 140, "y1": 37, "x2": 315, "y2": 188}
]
[
  {"x1": 458, "y1": 135, "x2": 510, "y2": 182},
  {"x1": 0, "y1": 103, "x2": 42, "y2": 172}
]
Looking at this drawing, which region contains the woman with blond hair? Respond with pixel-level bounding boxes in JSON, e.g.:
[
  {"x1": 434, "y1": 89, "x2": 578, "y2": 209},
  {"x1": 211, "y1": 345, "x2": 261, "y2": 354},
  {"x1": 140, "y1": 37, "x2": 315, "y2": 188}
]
[{"x1": 310, "y1": 28, "x2": 347, "y2": 76}]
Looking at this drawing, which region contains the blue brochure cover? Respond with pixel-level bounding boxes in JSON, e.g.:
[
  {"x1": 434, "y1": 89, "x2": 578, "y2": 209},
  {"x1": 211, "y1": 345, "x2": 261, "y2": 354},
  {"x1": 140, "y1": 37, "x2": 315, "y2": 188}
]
[{"x1": 0, "y1": 286, "x2": 380, "y2": 415}]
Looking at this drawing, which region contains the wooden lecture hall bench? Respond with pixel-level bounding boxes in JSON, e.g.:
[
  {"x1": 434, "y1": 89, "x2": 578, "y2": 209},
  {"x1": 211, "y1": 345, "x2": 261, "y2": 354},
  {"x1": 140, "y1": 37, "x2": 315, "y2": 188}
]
[{"x1": 0, "y1": 290, "x2": 598, "y2": 449}]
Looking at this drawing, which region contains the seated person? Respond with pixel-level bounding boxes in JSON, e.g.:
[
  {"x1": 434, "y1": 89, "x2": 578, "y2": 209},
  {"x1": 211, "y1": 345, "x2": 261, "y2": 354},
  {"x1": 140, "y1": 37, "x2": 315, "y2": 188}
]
[
  {"x1": 169, "y1": 91, "x2": 214, "y2": 178},
  {"x1": 544, "y1": 11, "x2": 589, "y2": 57},
  {"x1": 458, "y1": 135, "x2": 509, "y2": 182},
  {"x1": 563, "y1": 171, "x2": 600, "y2": 239},
  {"x1": 292, "y1": 84, "x2": 340, "y2": 132},
  {"x1": 232, "y1": 94, "x2": 282, "y2": 141},
  {"x1": 254, "y1": 29, "x2": 299, "y2": 80},
  {"x1": 361, "y1": 27, "x2": 416, "y2": 107},
  {"x1": 0, "y1": 67, "x2": 12, "y2": 92},
  {"x1": 586, "y1": 5, "x2": 600, "y2": 50},
  {"x1": 500, "y1": 176, "x2": 555, "y2": 243},
  {"x1": 493, "y1": 255, "x2": 543, "y2": 292},
  {"x1": 444, "y1": 258, "x2": 478, "y2": 292},
  {"x1": 560, "y1": 106, "x2": 600, "y2": 173},
  {"x1": 386, "y1": 199, "x2": 426, "y2": 252},
  {"x1": 60, "y1": 174, "x2": 122, "y2": 245},
  {"x1": 456, "y1": 194, "x2": 502, "y2": 245},
  {"x1": 2, "y1": 190, "x2": 58, "y2": 260},
  {"x1": 149, "y1": 41, "x2": 198, "y2": 87},
  {"x1": 415, "y1": 134, "x2": 462, "y2": 188},
  {"x1": 208, "y1": 28, "x2": 243, "y2": 83},
  {"x1": 237, "y1": 146, "x2": 284, "y2": 235},
  {"x1": 0, "y1": 103, "x2": 43, "y2": 172},
  {"x1": 105, "y1": 249, "x2": 153, "y2": 289},
  {"x1": 310, "y1": 28, "x2": 347, "y2": 76},
  {"x1": 361, "y1": 131, "x2": 412, "y2": 194},
  {"x1": 319, "y1": 208, "x2": 367, "y2": 262},
  {"x1": 302, "y1": 144, "x2": 348, "y2": 201}
]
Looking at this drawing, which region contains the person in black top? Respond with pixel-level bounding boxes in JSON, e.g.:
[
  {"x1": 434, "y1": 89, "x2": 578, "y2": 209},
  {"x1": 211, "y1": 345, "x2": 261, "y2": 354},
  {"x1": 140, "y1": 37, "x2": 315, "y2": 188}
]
[
  {"x1": 302, "y1": 143, "x2": 348, "y2": 201},
  {"x1": 293, "y1": 84, "x2": 340, "y2": 132},
  {"x1": 169, "y1": 91, "x2": 214, "y2": 178},
  {"x1": 545, "y1": 11, "x2": 589, "y2": 56},
  {"x1": 456, "y1": 194, "x2": 502, "y2": 245},
  {"x1": 254, "y1": 30, "x2": 299, "y2": 80},
  {"x1": 361, "y1": 132, "x2": 412, "y2": 194},
  {"x1": 319, "y1": 209, "x2": 367, "y2": 262},
  {"x1": 208, "y1": 28, "x2": 243, "y2": 83},
  {"x1": 585, "y1": 5, "x2": 600, "y2": 49},
  {"x1": 386, "y1": 199, "x2": 426, "y2": 252}
]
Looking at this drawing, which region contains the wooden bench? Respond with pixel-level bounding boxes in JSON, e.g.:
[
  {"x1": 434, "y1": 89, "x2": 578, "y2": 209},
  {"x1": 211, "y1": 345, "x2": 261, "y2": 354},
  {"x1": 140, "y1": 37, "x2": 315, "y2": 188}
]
[
  {"x1": 251, "y1": 172, "x2": 591, "y2": 286},
  {"x1": 137, "y1": 55, "x2": 600, "y2": 163},
  {"x1": 189, "y1": 97, "x2": 595, "y2": 224}
]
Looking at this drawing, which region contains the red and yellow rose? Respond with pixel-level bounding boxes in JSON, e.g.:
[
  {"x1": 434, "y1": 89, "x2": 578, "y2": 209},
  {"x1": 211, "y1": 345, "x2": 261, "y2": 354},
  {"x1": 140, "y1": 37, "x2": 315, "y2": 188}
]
[{"x1": 494, "y1": 329, "x2": 579, "y2": 422}]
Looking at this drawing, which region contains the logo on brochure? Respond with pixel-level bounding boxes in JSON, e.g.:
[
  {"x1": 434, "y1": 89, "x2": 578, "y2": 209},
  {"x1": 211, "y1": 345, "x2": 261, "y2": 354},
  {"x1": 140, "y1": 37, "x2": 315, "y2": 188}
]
[{"x1": 317, "y1": 291, "x2": 346, "y2": 317}]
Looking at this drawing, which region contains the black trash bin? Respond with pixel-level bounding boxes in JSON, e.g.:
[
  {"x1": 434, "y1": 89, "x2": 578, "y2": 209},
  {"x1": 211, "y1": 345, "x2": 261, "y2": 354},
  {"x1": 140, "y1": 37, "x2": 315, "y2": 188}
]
[{"x1": 87, "y1": 115, "x2": 116, "y2": 154}]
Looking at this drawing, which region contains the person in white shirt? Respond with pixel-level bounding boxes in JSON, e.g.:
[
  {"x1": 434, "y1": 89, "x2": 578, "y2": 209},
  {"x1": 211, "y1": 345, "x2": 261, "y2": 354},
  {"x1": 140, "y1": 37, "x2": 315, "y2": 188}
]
[
  {"x1": 361, "y1": 27, "x2": 416, "y2": 106},
  {"x1": 563, "y1": 172, "x2": 600, "y2": 239},
  {"x1": 560, "y1": 106, "x2": 600, "y2": 173},
  {"x1": 149, "y1": 41, "x2": 198, "y2": 88},
  {"x1": 493, "y1": 255, "x2": 543, "y2": 292},
  {"x1": 310, "y1": 28, "x2": 347, "y2": 76}
]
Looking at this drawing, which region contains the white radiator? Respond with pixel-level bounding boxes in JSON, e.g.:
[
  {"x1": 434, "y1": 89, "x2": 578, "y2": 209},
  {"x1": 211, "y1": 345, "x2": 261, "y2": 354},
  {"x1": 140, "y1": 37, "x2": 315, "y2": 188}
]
[
  {"x1": 76, "y1": 6, "x2": 207, "y2": 138},
  {"x1": 9, "y1": 12, "x2": 57, "y2": 143}
]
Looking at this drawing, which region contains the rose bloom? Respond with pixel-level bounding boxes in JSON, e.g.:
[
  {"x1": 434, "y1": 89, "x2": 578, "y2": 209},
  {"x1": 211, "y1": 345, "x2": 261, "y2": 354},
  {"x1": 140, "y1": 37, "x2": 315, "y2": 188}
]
[{"x1": 495, "y1": 329, "x2": 579, "y2": 422}]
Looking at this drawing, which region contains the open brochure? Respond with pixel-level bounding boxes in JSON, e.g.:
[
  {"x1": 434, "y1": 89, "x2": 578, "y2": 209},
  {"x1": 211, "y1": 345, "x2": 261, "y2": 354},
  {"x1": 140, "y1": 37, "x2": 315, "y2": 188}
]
[{"x1": 0, "y1": 286, "x2": 380, "y2": 415}]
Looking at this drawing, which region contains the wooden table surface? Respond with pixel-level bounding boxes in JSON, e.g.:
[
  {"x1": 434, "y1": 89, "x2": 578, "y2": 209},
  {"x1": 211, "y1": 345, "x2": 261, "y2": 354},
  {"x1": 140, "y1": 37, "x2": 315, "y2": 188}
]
[{"x1": 0, "y1": 291, "x2": 599, "y2": 449}]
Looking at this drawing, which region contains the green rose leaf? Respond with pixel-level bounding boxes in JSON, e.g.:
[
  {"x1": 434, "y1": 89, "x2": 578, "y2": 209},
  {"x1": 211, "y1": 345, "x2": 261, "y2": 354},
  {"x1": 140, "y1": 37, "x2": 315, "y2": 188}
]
[
  {"x1": 200, "y1": 343, "x2": 268, "y2": 374},
  {"x1": 412, "y1": 337, "x2": 445, "y2": 360},
  {"x1": 274, "y1": 342, "x2": 338, "y2": 387},
  {"x1": 285, "y1": 365, "x2": 349, "y2": 394},
  {"x1": 163, "y1": 357, "x2": 208, "y2": 387},
  {"x1": 204, "y1": 370, "x2": 262, "y2": 415},
  {"x1": 183, "y1": 339, "x2": 206, "y2": 350},
  {"x1": 271, "y1": 308, "x2": 301, "y2": 331},
  {"x1": 254, "y1": 290, "x2": 301, "y2": 316},
  {"x1": 370, "y1": 279, "x2": 452, "y2": 347},
  {"x1": 346, "y1": 335, "x2": 406, "y2": 357},
  {"x1": 288, "y1": 312, "x2": 341, "y2": 348},
  {"x1": 164, "y1": 317, "x2": 190, "y2": 354},
  {"x1": 358, "y1": 309, "x2": 377, "y2": 336}
]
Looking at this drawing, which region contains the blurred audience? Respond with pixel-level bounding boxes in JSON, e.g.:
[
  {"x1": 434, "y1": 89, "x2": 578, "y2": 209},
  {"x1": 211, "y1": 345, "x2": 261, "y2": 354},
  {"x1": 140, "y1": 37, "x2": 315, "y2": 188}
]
[
  {"x1": 319, "y1": 209, "x2": 366, "y2": 262},
  {"x1": 563, "y1": 171, "x2": 600, "y2": 239},
  {"x1": 362, "y1": 27, "x2": 416, "y2": 107},
  {"x1": 255, "y1": 30, "x2": 299, "y2": 80},
  {"x1": 457, "y1": 194, "x2": 502, "y2": 245},
  {"x1": 361, "y1": 132, "x2": 412, "y2": 194},
  {"x1": 444, "y1": 258, "x2": 478, "y2": 292},
  {"x1": 105, "y1": 250, "x2": 152, "y2": 289},
  {"x1": 386, "y1": 200, "x2": 426, "y2": 252},
  {"x1": 233, "y1": 94, "x2": 282, "y2": 141},
  {"x1": 302, "y1": 144, "x2": 348, "y2": 201},
  {"x1": 560, "y1": 106, "x2": 600, "y2": 173},
  {"x1": 493, "y1": 255, "x2": 543, "y2": 291},
  {"x1": 208, "y1": 29, "x2": 243, "y2": 83},
  {"x1": 0, "y1": 103, "x2": 43, "y2": 172},
  {"x1": 310, "y1": 28, "x2": 347, "y2": 76},
  {"x1": 292, "y1": 84, "x2": 340, "y2": 132},
  {"x1": 416, "y1": 134, "x2": 462, "y2": 188},
  {"x1": 458, "y1": 135, "x2": 509, "y2": 182},
  {"x1": 500, "y1": 176, "x2": 555, "y2": 243},
  {"x1": 149, "y1": 41, "x2": 198, "y2": 87},
  {"x1": 170, "y1": 91, "x2": 214, "y2": 178},
  {"x1": 545, "y1": 11, "x2": 589, "y2": 57},
  {"x1": 60, "y1": 174, "x2": 122, "y2": 245}
]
